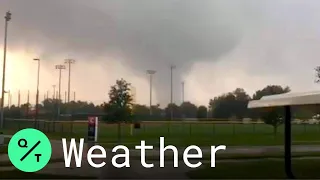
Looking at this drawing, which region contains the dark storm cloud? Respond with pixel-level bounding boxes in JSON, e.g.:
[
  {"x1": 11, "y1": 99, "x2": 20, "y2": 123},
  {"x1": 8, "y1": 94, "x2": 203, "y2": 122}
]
[{"x1": 0, "y1": 0, "x2": 248, "y2": 105}]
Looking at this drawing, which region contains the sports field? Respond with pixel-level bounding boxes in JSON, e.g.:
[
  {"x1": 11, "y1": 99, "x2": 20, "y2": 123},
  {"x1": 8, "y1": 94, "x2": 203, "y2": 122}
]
[{"x1": 2, "y1": 119, "x2": 320, "y2": 147}]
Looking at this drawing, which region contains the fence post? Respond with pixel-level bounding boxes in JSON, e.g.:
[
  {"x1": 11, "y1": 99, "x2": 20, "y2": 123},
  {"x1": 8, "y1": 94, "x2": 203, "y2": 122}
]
[
  {"x1": 233, "y1": 124, "x2": 235, "y2": 136},
  {"x1": 70, "y1": 115, "x2": 74, "y2": 135},
  {"x1": 253, "y1": 123, "x2": 255, "y2": 133},
  {"x1": 212, "y1": 123, "x2": 215, "y2": 135},
  {"x1": 0, "y1": 132, "x2": 3, "y2": 146}
]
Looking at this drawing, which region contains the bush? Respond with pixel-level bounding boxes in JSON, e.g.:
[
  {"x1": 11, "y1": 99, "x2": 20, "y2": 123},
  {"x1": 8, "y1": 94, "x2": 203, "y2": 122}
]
[{"x1": 134, "y1": 122, "x2": 141, "y2": 129}]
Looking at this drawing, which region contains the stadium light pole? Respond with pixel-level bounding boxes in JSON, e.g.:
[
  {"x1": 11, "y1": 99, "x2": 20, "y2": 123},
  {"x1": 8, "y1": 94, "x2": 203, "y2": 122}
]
[
  {"x1": 64, "y1": 59, "x2": 75, "y2": 104},
  {"x1": 0, "y1": 11, "x2": 11, "y2": 129},
  {"x1": 182, "y1": 81, "x2": 185, "y2": 103},
  {"x1": 52, "y1": 85, "x2": 56, "y2": 99},
  {"x1": 4, "y1": 90, "x2": 9, "y2": 108},
  {"x1": 55, "y1": 64, "x2": 65, "y2": 121},
  {"x1": 146, "y1": 70, "x2": 156, "y2": 116},
  {"x1": 170, "y1": 65, "x2": 176, "y2": 120},
  {"x1": 33, "y1": 58, "x2": 40, "y2": 129}
]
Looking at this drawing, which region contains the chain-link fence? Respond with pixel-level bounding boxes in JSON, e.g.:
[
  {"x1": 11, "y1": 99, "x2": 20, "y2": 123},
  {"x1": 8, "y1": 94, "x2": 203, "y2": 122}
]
[{"x1": 2, "y1": 118, "x2": 320, "y2": 137}]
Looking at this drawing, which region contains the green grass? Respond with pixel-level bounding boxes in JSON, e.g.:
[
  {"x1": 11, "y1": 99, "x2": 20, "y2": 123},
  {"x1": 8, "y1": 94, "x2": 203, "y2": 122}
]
[
  {"x1": 186, "y1": 159, "x2": 320, "y2": 179},
  {"x1": 2, "y1": 121, "x2": 320, "y2": 146},
  {"x1": 0, "y1": 169, "x2": 96, "y2": 179}
]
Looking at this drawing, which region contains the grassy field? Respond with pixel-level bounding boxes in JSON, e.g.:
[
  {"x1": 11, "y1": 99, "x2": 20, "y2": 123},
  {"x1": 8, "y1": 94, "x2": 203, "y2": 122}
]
[
  {"x1": 3, "y1": 119, "x2": 320, "y2": 179},
  {"x1": 2, "y1": 119, "x2": 320, "y2": 146}
]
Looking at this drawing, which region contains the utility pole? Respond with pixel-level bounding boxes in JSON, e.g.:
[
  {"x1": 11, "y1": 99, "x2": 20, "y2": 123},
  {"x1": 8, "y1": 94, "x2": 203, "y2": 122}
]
[
  {"x1": 146, "y1": 70, "x2": 156, "y2": 116},
  {"x1": 0, "y1": 11, "x2": 11, "y2": 128},
  {"x1": 170, "y1": 65, "x2": 176, "y2": 120},
  {"x1": 55, "y1": 64, "x2": 65, "y2": 121},
  {"x1": 73, "y1": 91, "x2": 76, "y2": 101}
]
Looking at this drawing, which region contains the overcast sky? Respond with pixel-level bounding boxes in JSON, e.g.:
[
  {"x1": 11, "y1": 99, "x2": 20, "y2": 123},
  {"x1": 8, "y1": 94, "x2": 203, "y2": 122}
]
[{"x1": 0, "y1": 0, "x2": 320, "y2": 107}]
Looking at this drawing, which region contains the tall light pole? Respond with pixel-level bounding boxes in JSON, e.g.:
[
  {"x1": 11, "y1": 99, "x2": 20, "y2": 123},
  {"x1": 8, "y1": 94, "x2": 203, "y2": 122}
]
[
  {"x1": 34, "y1": 58, "x2": 40, "y2": 128},
  {"x1": 64, "y1": 91, "x2": 67, "y2": 103},
  {"x1": 146, "y1": 70, "x2": 156, "y2": 116},
  {"x1": 0, "y1": 11, "x2": 11, "y2": 128},
  {"x1": 170, "y1": 65, "x2": 176, "y2": 120},
  {"x1": 5, "y1": 90, "x2": 10, "y2": 108},
  {"x1": 65, "y1": 59, "x2": 75, "y2": 104},
  {"x1": 55, "y1": 64, "x2": 65, "y2": 121},
  {"x1": 18, "y1": 90, "x2": 20, "y2": 107},
  {"x1": 182, "y1": 81, "x2": 185, "y2": 103},
  {"x1": 27, "y1": 90, "x2": 30, "y2": 117},
  {"x1": 52, "y1": 85, "x2": 56, "y2": 99}
]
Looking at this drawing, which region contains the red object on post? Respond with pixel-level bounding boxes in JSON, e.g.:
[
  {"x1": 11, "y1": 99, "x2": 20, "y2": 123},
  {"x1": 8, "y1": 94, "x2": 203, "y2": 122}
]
[
  {"x1": 88, "y1": 117, "x2": 96, "y2": 126},
  {"x1": 88, "y1": 117, "x2": 98, "y2": 142}
]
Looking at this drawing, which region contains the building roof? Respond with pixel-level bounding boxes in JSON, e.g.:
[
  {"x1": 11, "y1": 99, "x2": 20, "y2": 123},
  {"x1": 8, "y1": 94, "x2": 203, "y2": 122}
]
[{"x1": 248, "y1": 91, "x2": 320, "y2": 109}]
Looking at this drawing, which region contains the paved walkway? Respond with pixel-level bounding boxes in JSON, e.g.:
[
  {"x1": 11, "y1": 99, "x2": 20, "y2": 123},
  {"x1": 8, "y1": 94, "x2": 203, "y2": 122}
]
[{"x1": 35, "y1": 156, "x2": 320, "y2": 179}]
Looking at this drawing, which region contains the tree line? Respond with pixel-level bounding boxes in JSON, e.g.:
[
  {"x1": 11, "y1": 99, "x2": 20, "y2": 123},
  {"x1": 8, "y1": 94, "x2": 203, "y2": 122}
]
[
  {"x1": 102, "y1": 79, "x2": 320, "y2": 135},
  {"x1": 4, "y1": 78, "x2": 319, "y2": 134}
]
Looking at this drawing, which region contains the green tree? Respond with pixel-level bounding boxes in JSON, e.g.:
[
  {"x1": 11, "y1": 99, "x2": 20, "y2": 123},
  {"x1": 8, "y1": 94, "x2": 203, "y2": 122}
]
[
  {"x1": 150, "y1": 104, "x2": 165, "y2": 120},
  {"x1": 209, "y1": 93, "x2": 236, "y2": 119},
  {"x1": 132, "y1": 104, "x2": 149, "y2": 120},
  {"x1": 209, "y1": 88, "x2": 250, "y2": 119},
  {"x1": 232, "y1": 88, "x2": 251, "y2": 119},
  {"x1": 252, "y1": 85, "x2": 290, "y2": 135},
  {"x1": 20, "y1": 103, "x2": 31, "y2": 118},
  {"x1": 180, "y1": 101, "x2": 198, "y2": 118},
  {"x1": 104, "y1": 78, "x2": 133, "y2": 142},
  {"x1": 165, "y1": 103, "x2": 181, "y2": 119},
  {"x1": 197, "y1": 105, "x2": 208, "y2": 119}
]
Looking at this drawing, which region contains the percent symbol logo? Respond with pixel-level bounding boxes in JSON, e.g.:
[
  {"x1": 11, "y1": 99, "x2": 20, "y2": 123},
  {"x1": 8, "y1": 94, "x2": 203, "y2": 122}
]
[
  {"x1": 18, "y1": 139, "x2": 42, "y2": 162},
  {"x1": 8, "y1": 128, "x2": 52, "y2": 172}
]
